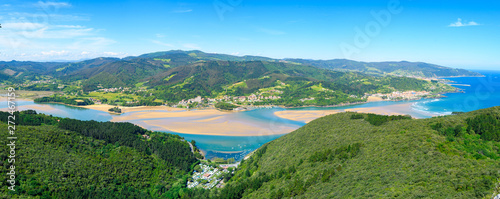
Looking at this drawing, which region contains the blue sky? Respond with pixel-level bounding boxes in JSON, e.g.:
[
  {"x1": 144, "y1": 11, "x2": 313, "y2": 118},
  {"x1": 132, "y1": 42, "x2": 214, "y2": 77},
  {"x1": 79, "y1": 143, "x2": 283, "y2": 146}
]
[{"x1": 0, "y1": 0, "x2": 499, "y2": 70}]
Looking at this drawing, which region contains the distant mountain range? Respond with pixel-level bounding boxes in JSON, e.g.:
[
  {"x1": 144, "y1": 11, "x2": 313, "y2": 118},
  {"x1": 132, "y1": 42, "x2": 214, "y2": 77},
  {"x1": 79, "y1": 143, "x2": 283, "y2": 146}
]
[
  {"x1": 284, "y1": 59, "x2": 482, "y2": 78},
  {"x1": 0, "y1": 50, "x2": 481, "y2": 84},
  {"x1": 1, "y1": 50, "x2": 463, "y2": 107}
]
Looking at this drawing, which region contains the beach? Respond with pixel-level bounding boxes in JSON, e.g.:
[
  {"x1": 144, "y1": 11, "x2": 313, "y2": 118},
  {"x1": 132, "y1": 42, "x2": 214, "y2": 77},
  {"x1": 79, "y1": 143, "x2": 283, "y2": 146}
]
[
  {"x1": 344, "y1": 103, "x2": 416, "y2": 117},
  {"x1": 274, "y1": 110, "x2": 343, "y2": 123},
  {"x1": 111, "y1": 108, "x2": 228, "y2": 121},
  {"x1": 81, "y1": 104, "x2": 185, "y2": 114},
  {"x1": 112, "y1": 108, "x2": 299, "y2": 136},
  {"x1": 274, "y1": 102, "x2": 417, "y2": 123},
  {"x1": 1, "y1": 95, "x2": 423, "y2": 136}
]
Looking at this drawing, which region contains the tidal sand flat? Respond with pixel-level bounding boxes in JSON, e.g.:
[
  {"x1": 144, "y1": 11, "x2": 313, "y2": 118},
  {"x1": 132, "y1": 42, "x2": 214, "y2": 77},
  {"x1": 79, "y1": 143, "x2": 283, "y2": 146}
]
[
  {"x1": 344, "y1": 102, "x2": 417, "y2": 117},
  {"x1": 274, "y1": 102, "x2": 420, "y2": 123},
  {"x1": 111, "y1": 109, "x2": 228, "y2": 122},
  {"x1": 273, "y1": 110, "x2": 343, "y2": 123},
  {"x1": 81, "y1": 104, "x2": 185, "y2": 114},
  {"x1": 142, "y1": 115, "x2": 298, "y2": 136}
]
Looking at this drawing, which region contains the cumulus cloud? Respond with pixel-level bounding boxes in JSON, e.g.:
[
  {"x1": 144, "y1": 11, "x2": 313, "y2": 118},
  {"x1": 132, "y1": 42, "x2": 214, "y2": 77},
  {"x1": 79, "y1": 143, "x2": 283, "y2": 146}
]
[{"x1": 449, "y1": 18, "x2": 480, "y2": 27}]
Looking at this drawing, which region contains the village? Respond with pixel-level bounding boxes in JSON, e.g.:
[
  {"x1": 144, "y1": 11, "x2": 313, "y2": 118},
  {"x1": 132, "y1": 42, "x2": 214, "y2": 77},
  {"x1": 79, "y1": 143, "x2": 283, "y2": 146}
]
[
  {"x1": 368, "y1": 90, "x2": 432, "y2": 101},
  {"x1": 186, "y1": 163, "x2": 237, "y2": 189}
]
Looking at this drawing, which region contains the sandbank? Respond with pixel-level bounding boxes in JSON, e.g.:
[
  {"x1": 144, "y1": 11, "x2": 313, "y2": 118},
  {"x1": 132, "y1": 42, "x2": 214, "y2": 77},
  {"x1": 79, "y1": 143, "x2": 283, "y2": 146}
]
[
  {"x1": 80, "y1": 104, "x2": 185, "y2": 114},
  {"x1": 274, "y1": 103, "x2": 417, "y2": 123},
  {"x1": 367, "y1": 96, "x2": 384, "y2": 102},
  {"x1": 143, "y1": 118, "x2": 297, "y2": 136},
  {"x1": 274, "y1": 110, "x2": 343, "y2": 123},
  {"x1": 111, "y1": 109, "x2": 228, "y2": 122},
  {"x1": 344, "y1": 103, "x2": 414, "y2": 117}
]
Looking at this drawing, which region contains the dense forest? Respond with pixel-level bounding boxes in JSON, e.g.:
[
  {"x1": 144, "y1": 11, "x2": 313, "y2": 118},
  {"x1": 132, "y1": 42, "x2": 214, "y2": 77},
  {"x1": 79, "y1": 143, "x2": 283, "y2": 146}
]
[
  {"x1": 0, "y1": 111, "x2": 198, "y2": 198},
  {"x1": 215, "y1": 102, "x2": 239, "y2": 110},
  {"x1": 2, "y1": 106, "x2": 500, "y2": 198},
  {"x1": 182, "y1": 106, "x2": 500, "y2": 198},
  {"x1": 34, "y1": 96, "x2": 94, "y2": 106}
]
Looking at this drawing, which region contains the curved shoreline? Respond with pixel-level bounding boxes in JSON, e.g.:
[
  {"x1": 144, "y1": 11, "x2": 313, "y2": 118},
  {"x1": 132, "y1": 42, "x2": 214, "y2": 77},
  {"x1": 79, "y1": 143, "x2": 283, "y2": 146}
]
[{"x1": 2, "y1": 96, "x2": 435, "y2": 136}]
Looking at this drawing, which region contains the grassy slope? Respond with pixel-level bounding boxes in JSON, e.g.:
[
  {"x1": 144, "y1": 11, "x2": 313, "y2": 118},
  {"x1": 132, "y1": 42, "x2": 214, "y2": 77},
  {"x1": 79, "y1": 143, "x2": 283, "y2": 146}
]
[{"x1": 229, "y1": 107, "x2": 500, "y2": 198}]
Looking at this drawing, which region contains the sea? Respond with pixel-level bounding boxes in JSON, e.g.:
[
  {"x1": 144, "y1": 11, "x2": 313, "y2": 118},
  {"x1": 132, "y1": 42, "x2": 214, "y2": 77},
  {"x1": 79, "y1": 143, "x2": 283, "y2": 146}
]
[{"x1": 2, "y1": 70, "x2": 500, "y2": 161}]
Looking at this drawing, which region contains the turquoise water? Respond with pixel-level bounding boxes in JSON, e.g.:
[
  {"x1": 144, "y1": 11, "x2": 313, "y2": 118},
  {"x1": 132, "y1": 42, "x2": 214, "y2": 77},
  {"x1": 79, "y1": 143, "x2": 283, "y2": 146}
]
[
  {"x1": 2, "y1": 70, "x2": 499, "y2": 160},
  {"x1": 410, "y1": 70, "x2": 500, "y2": 115}
]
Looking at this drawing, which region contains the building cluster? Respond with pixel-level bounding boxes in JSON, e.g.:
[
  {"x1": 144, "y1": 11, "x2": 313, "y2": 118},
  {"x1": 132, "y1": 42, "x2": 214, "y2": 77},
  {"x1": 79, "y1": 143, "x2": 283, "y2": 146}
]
[
  {"x1": 17, "y1": 80, "x2": 54, "y2": 87},
  {"x1": 88, "y1": 97, "x2": 102, "y2": 105},
  {"x1": 96, "y1": 87, "x2": 131, "y2": 93},
  {"x1": 187, "y1": 164, "x2": 233, "y2": 189},
  {"x1": 371, "y1": 90, "x2": 431, "y2": 100},
  {"x1": 175, "y1": 94, "x2": 283, "y2": 108}
]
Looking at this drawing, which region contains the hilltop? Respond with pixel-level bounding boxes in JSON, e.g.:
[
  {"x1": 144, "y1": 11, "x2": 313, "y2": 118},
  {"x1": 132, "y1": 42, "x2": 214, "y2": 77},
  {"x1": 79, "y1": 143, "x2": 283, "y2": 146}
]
[
  {"x1": 208, "y1": 107, "x2": 500, "y2": 198},
  {"x1": 0, "y1": 51, "x2": 481, "y2": 85},
  {"x1": 2, "y1": 50, "x2": 459, "y2": 108},
  {"x1": 0, "y1": 110, "x2": 200, "y2": 198}
]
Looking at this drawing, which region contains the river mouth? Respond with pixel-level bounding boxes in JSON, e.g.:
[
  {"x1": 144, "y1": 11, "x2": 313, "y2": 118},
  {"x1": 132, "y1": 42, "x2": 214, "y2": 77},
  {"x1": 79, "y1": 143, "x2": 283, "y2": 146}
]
[{"x1": 3, "y1": 71, "x2": 500, "y2": 161}]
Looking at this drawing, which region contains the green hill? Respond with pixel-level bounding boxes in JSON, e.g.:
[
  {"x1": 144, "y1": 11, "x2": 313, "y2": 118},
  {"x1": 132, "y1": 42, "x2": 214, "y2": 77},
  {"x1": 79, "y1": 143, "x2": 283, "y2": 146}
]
[
  {"x1": 0, "y1": 110, "x2": 199, "y2": 198},
  {"x1": 212, "y1": 107, "x2": 500, "y2": 198},
  {"x1": 145, "y1": 60, "x2": 452, "y2": 106},
  {"x1": 285, "y1": 59, "x2": 483, "y2": 78}
]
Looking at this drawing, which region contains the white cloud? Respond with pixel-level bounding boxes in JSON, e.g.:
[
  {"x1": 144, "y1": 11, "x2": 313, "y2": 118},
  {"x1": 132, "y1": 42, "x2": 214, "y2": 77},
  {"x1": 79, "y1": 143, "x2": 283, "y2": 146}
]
[
  {"x1": 449, "y1": 18, "x2": 481, "y2": 27},
  {"x1": 103, "y1": 52, "x2": 119, "y2": 56},
  {"x1": 155, "y1": 33, "x2": 166, "y2": 38},
  {"x1": 151, "y1": 40, "x2": 174, "y2": 47},
  {"x1": 41, "y1": 50, "x2": 69, "y2": 56},
  {"x1": 172, "y1": 9, "x2": 193, "y2": 13},
  {"x1": 0, "y1": 51, "x2": 127, "y2": 61},
  {"x1": 2, "y1": 22, "x2": 46, "y2": 30},
  {"x1": 35, "y1": 1, "x2": 71, "y2": 9},
  {"x1": 1, "y1": 4, "x2": 11, "y2": 11},
  {"x1": 8, "y1": 12, "x2": 90, "y2": 21},
  {"x1": 54, "y1": 25, "x2": 85, "y2": 28}
]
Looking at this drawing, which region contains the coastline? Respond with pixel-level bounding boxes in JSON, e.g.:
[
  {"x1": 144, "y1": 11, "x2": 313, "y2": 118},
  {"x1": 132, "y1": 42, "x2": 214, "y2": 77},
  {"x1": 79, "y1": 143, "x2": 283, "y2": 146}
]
[
  {"x1": 79, "y1": 104, "x2": 185, "y2": 114},
  {"x1": 274, "y1": 102, "x2": 421, "y2": 123},
  {"x1": 2, "y1": 93, "x2": 442, "y2": 137}
]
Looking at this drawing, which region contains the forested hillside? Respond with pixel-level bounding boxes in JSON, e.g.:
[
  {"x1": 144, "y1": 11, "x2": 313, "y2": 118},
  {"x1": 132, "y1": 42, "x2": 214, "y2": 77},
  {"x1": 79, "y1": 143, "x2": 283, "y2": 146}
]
[
  {"x1": 146, "y1": 60, "x2": 452, "y2": 106},
  {"x1": 0, "y1": 50, "x2": 471, "y2": 107},
  {"x1": 2, "y1": 107, "x2": 500, "y2": 198},
  {"x1": 0, "y1": 111, "x2": 198, "y2": 198},
  {"x1": 206, "y1": 107, "x2": 500, "y2": 198},
  {"x1": 285, "y1": 59, "x2": 482, "y2": 78}
]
